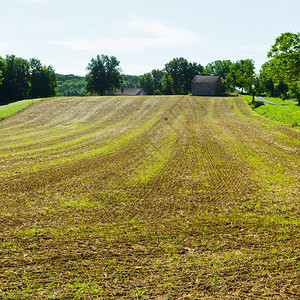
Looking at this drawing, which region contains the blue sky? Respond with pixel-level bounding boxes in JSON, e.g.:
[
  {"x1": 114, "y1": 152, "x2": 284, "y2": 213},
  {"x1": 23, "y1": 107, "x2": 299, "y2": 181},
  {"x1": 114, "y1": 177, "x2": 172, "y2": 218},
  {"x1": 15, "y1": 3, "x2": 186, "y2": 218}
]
[{"x1": 1, "y1": 0, "x2": 299, "y2": 75}]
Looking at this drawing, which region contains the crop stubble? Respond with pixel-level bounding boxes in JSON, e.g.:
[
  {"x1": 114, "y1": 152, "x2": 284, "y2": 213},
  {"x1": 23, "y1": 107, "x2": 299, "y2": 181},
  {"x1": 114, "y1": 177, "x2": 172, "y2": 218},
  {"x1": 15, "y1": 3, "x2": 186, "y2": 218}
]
[{"x1": 0, "y1": 96, "x2": 299, "y2": 299}]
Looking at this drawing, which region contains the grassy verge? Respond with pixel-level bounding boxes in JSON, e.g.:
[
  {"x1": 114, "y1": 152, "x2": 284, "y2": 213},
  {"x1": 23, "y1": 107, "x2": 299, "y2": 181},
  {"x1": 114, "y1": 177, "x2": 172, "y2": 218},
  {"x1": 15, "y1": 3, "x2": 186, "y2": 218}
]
[
  {"x1": 0, "y1": 98, "x2": 44, "y2": 120},
  {"x1": 241, "y1": 95, "x2": 300, "y2": 129}
]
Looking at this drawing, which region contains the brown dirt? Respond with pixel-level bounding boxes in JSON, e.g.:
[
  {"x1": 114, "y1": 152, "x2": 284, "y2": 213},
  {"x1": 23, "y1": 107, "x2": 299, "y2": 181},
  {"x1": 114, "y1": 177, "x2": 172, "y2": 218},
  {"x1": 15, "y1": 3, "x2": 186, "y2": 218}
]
[{"x1": 0, "y1": 96, "x2": 299, "y2": 299}]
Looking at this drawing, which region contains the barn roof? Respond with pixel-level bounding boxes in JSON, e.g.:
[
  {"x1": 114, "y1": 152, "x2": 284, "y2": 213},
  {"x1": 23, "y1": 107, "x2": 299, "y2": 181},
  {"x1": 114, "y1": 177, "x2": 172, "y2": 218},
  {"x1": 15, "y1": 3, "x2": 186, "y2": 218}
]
[
  {"x1": 192, "y1": 75, "x2": 221, "y2": 84},
  {"x1": 115, "y1": 88, "x2": 145, "y2": 95}
]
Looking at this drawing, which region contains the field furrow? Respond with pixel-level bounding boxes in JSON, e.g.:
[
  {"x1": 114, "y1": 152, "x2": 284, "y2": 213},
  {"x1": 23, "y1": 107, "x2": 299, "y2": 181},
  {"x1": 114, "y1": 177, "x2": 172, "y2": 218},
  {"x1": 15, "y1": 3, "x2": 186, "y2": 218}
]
[{"x1": 0, "y1": 95, "x2": 299, "y2": 299}]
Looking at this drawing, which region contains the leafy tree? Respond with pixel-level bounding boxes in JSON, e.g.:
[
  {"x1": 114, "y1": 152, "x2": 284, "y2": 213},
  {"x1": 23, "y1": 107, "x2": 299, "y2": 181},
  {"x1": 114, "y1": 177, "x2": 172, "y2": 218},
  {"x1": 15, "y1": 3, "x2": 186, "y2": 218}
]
[
  {"x1": 85, "y1": 55, "x2": 122, "y2": 96},
  {"x1": 57, "y1": 74, "x2": 83, "y2": 82},
  {"x1": 288, "y1": 81, "x2": 300, "y2": 102},
  {"x1": 259, "y1": 61, "x2": 275, "y2": 96},
  {"x1": 151, "y1": 69, "x2": 164, "y2": 94},
  {"x1": 259, "y1": 61, "x2": 290, "y2": 98},
  {"x1": 204, "y1": 60, "x2": 232, "y2": 78},
  {"x1": 137, "y1": 69, "x2": 164, "y2": 95},
  {"x1": 267, "y1": 32, "x2": 300, "y2": 104},
  {"x1": 138, "y1": 73, "x2": 154, "y2": 95},
  {"x1": 204, "y1": 60, "x2": 233, "y2": 91},
  {"x1": 29, "y1": 58, "x2": 57, "y2": 98},
  {"x1": 0, "y1": 56, "x2": 5, "y2": 89},
  {"x1": 0, "y1": 55, "x2": 57, "y2": 104},
  {"x1": 161, "y1": 73, "x2": 173, "y2": 95},
  {"x1": 268, "y1": 32, "x2": 300, "y2": 79},
  {"x1": 164, "y1": 57, "x2": 203, "y2": 94},
  {"x1": 229, "y1": 59, "x2": 255, "y2": 93},
  {"x1": 0, "y1": 55, "x2": 30, "y2": 103},
  {"x1": 56, "y1": 74, "x2": 86, "y2": 96},
  {"x1": 248, "y1": 74, "x2": 263, "y2": 103},
  {"x1": 122, "y1": 75, "x2": 141, "y2": 88}
]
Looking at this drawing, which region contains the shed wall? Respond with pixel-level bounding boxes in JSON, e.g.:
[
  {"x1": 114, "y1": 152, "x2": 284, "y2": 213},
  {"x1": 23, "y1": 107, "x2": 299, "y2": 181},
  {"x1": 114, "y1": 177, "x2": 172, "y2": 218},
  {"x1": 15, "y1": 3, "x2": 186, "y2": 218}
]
[{"x1": 191, "y1": 77, "x2": 222, "y2": 96}]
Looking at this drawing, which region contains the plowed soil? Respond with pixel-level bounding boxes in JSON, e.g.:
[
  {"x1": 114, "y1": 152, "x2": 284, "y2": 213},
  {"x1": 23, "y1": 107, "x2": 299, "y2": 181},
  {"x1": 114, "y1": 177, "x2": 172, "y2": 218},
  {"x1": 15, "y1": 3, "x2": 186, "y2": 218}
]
[{"x1": 0, "y1": 96, "x2": 299, "y2": 299}]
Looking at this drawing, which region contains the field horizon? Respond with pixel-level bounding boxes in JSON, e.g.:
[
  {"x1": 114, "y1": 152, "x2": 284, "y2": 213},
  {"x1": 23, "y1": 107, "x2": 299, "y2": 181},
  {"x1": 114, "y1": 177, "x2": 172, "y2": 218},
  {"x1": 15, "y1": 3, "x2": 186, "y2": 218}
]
[{"x1": 0, "y1": 95, "x2": 299, "y2": 299}]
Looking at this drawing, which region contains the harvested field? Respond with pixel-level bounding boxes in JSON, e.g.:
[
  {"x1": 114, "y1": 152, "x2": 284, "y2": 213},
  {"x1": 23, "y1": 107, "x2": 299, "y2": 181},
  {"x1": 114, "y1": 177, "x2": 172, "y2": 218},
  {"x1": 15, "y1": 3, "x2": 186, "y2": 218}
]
[{"x1": 0, "y1": 95, "x2": 299, "y2": 299}]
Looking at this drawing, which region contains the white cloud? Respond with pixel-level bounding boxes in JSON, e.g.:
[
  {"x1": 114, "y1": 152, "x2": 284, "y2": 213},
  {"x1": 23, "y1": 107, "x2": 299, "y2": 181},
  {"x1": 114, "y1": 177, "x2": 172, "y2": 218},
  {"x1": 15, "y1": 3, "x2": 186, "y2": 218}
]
[
  {"x1": 128, "y1": 16, "x2": 203, "y2": 48},
  {"x1": 49, "y1": 16, "x2": 204, "y2": 53}
]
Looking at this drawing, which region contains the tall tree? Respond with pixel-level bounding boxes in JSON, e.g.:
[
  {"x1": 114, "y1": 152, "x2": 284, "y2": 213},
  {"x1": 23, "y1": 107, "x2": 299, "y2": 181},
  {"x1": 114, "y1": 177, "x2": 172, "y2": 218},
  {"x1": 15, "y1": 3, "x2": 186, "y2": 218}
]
[
  {"x1": 56, "y1": 74, "x2": 86, "y2": 97},
  {"x1": 138, "y1": 73, "x2": 154, "y2": 95},
  {"x1": 259, "y1": 61, "x2": 289, "y2": 98},
  {"x1": 204, "y1": 60, "x2": 232, "y2": 78},
  {"x1": 164, "y1": 57, "x2": 203, "y2": 94},
  {"x1": 137, "y1": 69, "x2": 164, "y2": 95},
  {"x1": 122, "y1": 75, "x2": 140, "y2": 88},
  {"x1": 85, "y1": 55, "x2": 122, "y2": 96},
  {"x1": 204, "y1": 60, "x2": 233, "y2": 91},
  {"x1": 268, "y1": 32, "x2": 300, "y2": 79},
  {"x1": 229, "y1": 59, "x2": 255, "y2": 93},
  {"x1": 29, "y1": 58, "x2": 57, "y2": 98},
  {"x1": 267, "y1": 32, "x2": 300, "y2": 103},
  {"x1": 259, "y1": 61, "x2": 275, "y2": 96},
  {"x1": 0, "y1": 56, "x2": 5, "y2": 89},
  {"x1": 151, "y1": 69, "x2": 164, "y2": 94},
  {"x1": 161, "y1": 73, "x2": 173, "y2": 95},
  {"x1": 0, "y1": 55, "x2": 30, "y2": 102}
]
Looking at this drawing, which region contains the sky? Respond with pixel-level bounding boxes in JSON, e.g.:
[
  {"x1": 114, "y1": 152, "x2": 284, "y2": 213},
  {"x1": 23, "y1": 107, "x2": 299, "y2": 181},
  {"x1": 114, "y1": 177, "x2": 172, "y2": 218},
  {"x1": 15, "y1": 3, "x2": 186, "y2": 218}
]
[{"x1": 1, "y1": 0, "x2": 299, "y2": 76}]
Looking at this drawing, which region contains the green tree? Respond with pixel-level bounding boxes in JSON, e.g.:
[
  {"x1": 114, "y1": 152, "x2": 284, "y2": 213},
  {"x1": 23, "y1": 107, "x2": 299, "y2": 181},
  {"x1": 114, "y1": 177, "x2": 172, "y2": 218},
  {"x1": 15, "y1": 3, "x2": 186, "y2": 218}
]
[
  {"x1": 85, "y1": 55, "x2": 122, "y2": 96},
  {"x1": 56, "y1": 74, "x2": 87, "y2": 96},
  {"x1": 137, "y1": 69, "x2": 164, "y2": 95},
  {"x1": 259, "y1": 61, "x2": 275, "y2": 96},
  {"x1": 259, "y1": 61, "x2": 290, "y2": 98},
  {"x1": 161, "y1": 73, "x2": 173, "y2": 95},
  {"x1": 267, "y1": 32, "x2": 300, "y2": 104},
  {"x1": 122, "y1": 75, "x2": 140, "y2": 88},
  {"x1": 29, "y1": 58, "x2": 57, "y2": 98},
  {"x1": 138, "y1": 72, "x2": 154, "y2": 95},
  {"x1": 204, "y1": 60, "x2": 233, "y2": 91},
  {"x1": 268, "y1": 32, "x2": 300, "y2": 79},
  {"x1": 164, "y1": 57, "x2": 203, "y2": 94},
  {"x1": 0, "y1": 56, "x2": 5, "y2": 89},
  {"x1": 249, "y1": 74, "x2": 263, "y2": 103},
  {"x1": 288, "y1": 81, "x2": 300, "y2": 102},
  {"x1": 151, "y1": 69, "x2": 164, "y2": 94},
  {"x1": 0, "y1": 55, "x2": 30, "y2": 103},
  {"x1": 230, "y1": 59, "x2": 255, "y2": 93}
]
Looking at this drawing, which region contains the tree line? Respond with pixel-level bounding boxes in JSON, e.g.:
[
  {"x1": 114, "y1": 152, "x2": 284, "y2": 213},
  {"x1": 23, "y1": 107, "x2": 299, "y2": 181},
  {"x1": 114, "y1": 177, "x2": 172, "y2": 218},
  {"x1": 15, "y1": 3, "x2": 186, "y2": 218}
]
[
  {"x1": 260, "y1": 32, "x2": 300, "y2": 101},
  {"x1": 0, "y1": 55, "x2": 57, "y2": 104},
  {"x1": 84, "y1": 32, "x2": 299, "y2": 103},
  {"x1": 56, "y1": 74, "x2": 86, "y2": 97},
  {"x1": 0, "y1": 32, "x2": 299, "y2": 104},
  {"x1": 136, "y1": 32, "x2": 300, "y2": 104}
]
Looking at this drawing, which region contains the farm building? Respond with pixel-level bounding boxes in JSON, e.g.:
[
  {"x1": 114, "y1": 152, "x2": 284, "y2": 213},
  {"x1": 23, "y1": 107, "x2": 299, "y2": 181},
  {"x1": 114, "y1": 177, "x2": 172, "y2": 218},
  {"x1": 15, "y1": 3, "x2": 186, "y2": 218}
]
[
  {"x1": 191, "y1": 75, "x2": 222, "y2": 96},
  {"x1": 114, "y1": 88, "x2": 146, "y2": 96}
]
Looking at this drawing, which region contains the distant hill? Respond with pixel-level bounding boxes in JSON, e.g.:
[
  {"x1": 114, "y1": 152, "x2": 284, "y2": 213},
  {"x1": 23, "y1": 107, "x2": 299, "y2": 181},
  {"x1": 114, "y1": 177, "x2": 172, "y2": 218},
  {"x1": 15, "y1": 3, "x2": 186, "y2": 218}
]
[
  {"x1": 56, "y1": 74, "x2": 141, "y2": 96},
  {"x1": 56, "y1": 74, "x2": 87, "y2": 97}
]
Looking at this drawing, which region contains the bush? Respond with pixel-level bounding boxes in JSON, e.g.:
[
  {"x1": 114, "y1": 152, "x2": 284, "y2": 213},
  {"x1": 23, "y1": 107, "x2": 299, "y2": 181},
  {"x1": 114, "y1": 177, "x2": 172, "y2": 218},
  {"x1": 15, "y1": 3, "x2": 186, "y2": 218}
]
[{"x1": 250, "y1": 100, "x2": 264, "y2": 109}]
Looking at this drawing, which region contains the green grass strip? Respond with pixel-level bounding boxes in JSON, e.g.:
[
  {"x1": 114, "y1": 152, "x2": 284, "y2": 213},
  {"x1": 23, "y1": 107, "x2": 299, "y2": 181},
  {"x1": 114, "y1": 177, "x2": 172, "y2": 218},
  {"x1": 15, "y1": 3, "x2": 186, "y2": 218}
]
[
  {"x1": 0, "y1": 98, "x2": 44, "y2": 120},
  {"x1": 241, "y1": 95, "x2": 300, "y2": 129}
]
